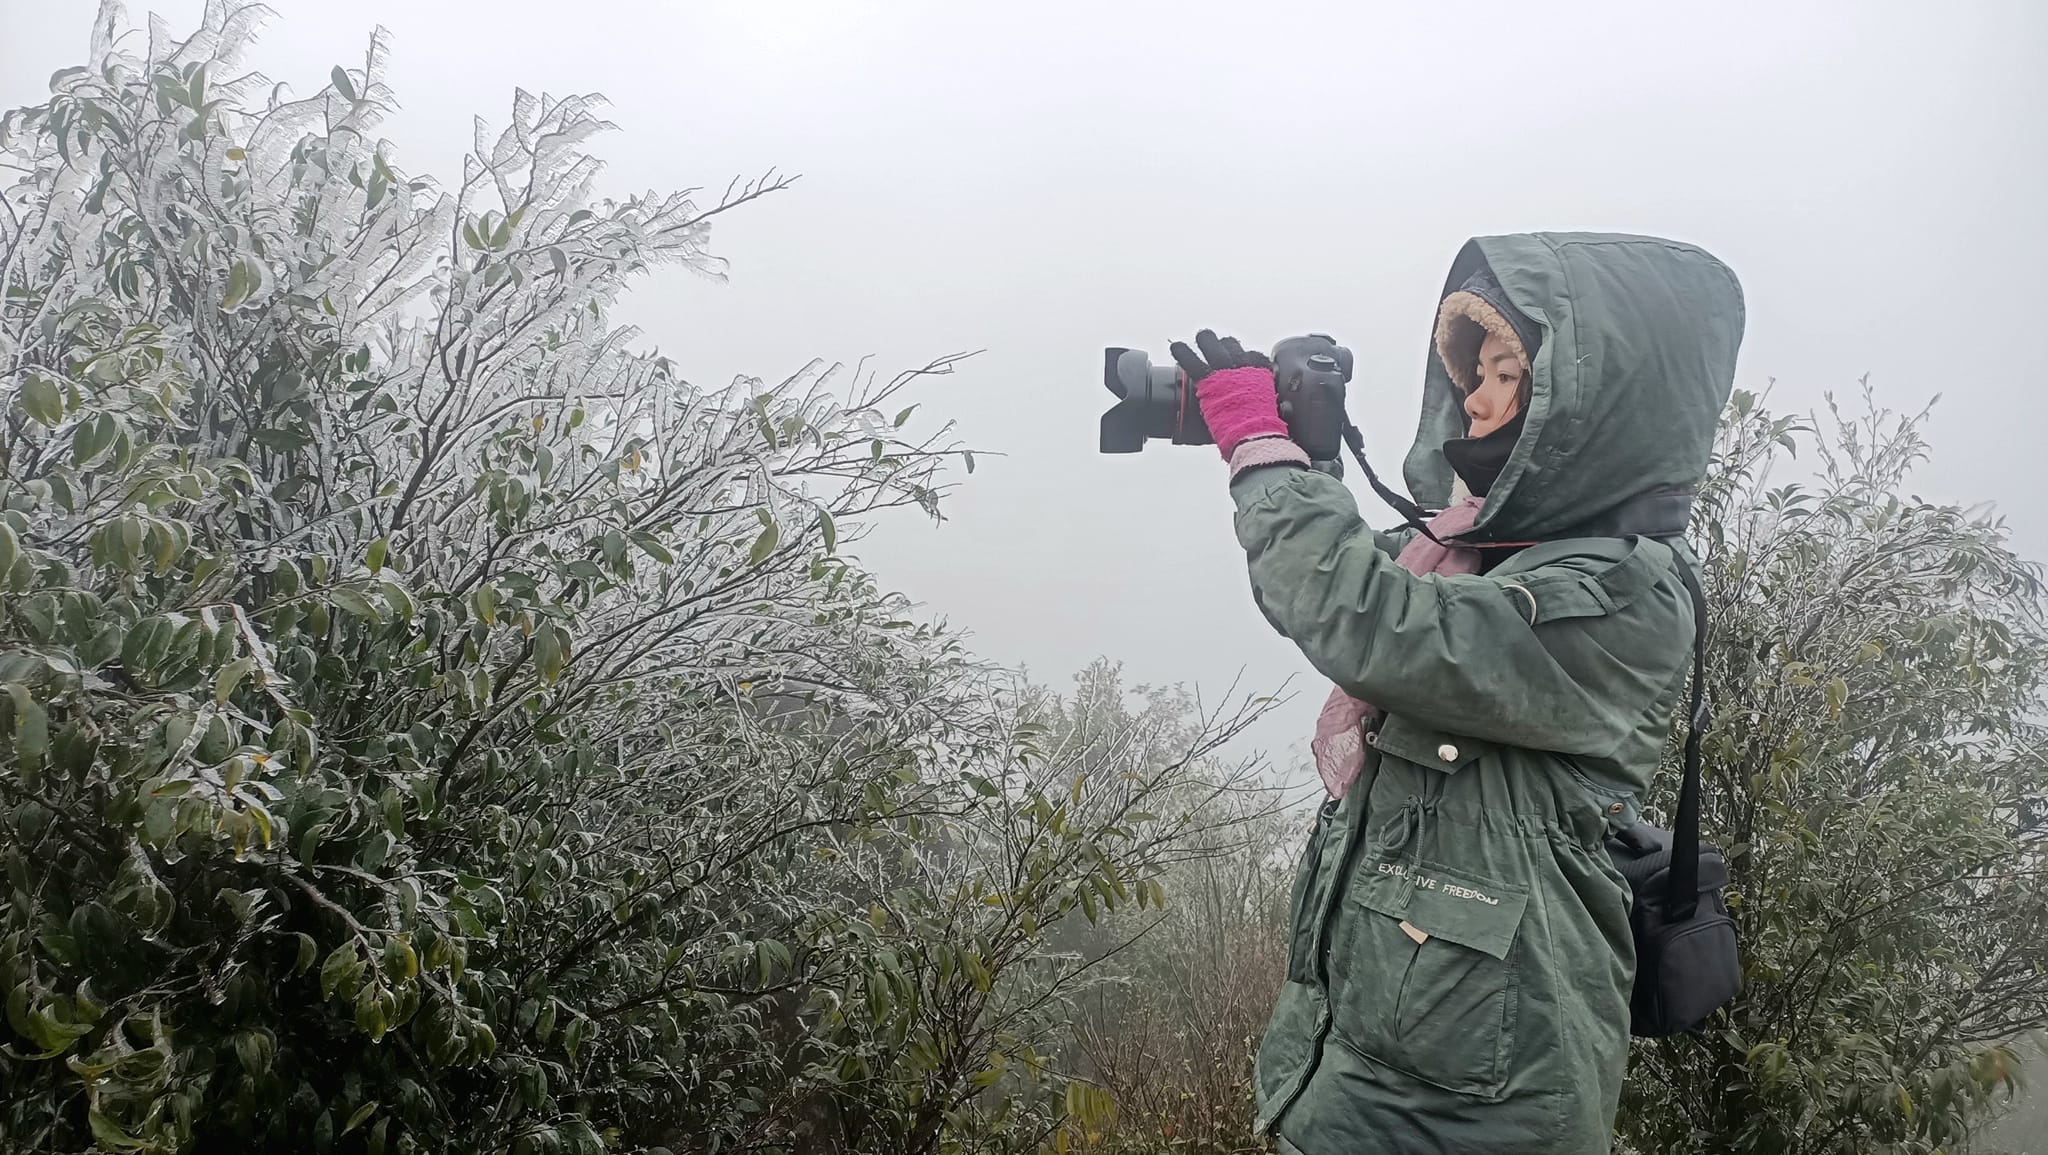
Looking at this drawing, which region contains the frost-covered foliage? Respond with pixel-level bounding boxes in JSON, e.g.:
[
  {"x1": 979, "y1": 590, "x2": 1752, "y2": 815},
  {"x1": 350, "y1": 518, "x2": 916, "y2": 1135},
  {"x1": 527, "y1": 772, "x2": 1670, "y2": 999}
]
[{"x1": 0, "y1": 5, "x2": 1276, "y2": 1153}]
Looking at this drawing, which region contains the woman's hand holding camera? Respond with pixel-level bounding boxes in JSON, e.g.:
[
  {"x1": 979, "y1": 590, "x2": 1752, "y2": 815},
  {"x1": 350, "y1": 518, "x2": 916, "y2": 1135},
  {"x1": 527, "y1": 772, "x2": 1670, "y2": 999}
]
[{"x1": 1170, "y1": 329, "x2": 1289, "y2": 460}]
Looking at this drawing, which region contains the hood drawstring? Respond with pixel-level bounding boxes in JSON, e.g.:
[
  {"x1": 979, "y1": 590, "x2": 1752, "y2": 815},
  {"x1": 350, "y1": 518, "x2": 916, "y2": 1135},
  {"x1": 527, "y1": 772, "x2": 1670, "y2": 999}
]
[{"x1": 1382, "y1": 799, "x2": 1424, "y2": 859}]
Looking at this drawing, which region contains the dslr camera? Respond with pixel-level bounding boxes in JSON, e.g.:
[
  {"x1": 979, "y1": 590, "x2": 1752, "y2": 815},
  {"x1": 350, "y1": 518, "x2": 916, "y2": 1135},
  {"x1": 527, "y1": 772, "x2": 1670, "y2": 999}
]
[{"x1": 1097, "y1": 334, "x2": 1355, "y2": 474}]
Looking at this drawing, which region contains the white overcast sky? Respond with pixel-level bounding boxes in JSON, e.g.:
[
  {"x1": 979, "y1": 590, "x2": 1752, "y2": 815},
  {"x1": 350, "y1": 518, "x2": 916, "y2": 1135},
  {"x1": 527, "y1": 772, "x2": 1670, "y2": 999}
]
[{"x1": 6, "y1": 1, "x2": 2045, "y2": 785}]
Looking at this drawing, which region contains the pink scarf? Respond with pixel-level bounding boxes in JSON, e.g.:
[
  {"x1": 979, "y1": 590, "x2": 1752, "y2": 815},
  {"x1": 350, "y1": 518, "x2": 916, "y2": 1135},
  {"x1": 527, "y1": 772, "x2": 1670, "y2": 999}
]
[{"x1": 1310, "y1": 498, "x2": 1486, "y2": 799}]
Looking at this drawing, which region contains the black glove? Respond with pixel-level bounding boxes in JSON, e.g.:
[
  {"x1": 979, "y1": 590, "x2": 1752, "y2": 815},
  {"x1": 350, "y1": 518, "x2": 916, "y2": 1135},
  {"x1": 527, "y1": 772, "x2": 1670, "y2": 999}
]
[{"x1": 1167, "y1": 329, "x2": 1272, "y2": 382}]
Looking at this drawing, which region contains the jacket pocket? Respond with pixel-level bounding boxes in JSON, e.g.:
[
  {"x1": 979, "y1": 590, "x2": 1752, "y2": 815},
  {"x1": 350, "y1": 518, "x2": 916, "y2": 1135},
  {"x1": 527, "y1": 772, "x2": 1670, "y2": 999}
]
[{"x1": 1337, "y1": 859, "x2": 1530, "y2": 1098}]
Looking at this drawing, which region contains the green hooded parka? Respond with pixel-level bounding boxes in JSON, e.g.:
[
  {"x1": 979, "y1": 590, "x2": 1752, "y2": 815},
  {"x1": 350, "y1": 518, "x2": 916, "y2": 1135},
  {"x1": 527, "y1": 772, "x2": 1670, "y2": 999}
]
[{"x1": 1242, "y1": 233, "x2": 1744, "y2": 1154}]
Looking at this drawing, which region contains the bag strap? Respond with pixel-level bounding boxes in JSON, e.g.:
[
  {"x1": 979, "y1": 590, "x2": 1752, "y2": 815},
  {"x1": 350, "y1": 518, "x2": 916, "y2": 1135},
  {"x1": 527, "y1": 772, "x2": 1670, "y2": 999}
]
[{"x1": 1669, "y1": 560, "x2": 1712, "y2": 920}]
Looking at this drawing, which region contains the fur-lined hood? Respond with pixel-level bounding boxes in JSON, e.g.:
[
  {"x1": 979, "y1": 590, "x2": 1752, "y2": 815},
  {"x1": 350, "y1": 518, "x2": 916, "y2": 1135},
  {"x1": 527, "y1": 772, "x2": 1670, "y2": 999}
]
[
  {"x1": 1434, "y1": 267, "x2": 1540, "y2": 398},
  {"x1": 1402, "y1": 233, "x2": 1746, "y2": 542}
]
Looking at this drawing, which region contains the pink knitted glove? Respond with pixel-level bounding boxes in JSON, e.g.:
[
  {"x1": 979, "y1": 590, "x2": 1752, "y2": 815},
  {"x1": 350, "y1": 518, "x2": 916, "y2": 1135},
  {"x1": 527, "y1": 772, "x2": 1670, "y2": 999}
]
[
  {"x1": 1169, "y1": 330, "x2": 1290, "y2": 460},
  {"x1": 1196, "y1": 366, "x2": 1289, "y2": 460}
]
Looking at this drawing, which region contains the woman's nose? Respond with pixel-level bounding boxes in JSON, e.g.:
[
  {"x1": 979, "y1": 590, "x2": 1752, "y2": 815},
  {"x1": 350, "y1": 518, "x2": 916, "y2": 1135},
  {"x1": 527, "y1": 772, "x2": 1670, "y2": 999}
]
[{"x1": 1464, "y1": 389, "x2": 1489, "y2": 422}]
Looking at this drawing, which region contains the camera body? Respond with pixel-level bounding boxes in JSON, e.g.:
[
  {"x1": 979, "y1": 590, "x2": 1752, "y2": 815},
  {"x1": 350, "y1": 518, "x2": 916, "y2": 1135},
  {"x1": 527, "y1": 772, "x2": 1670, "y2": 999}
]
[{"x1": 1098, "y1": 334, "x2": 1354, "y2": 474}]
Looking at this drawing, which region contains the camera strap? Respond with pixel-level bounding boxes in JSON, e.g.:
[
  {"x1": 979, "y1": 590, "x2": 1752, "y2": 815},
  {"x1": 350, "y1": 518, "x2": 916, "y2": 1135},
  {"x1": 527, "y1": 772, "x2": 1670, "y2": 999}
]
[{"x1": 1341, "y1": 425, "x2": 1449, "y2": 544}]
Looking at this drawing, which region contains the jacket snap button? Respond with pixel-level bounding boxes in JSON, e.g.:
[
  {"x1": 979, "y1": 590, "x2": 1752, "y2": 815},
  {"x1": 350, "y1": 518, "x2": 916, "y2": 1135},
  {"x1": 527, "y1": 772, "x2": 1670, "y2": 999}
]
[
  {"x1": 1364, "y1": 731, "x2": 1378, "y2": 746},
  {"x1": 1437, "y1": 743, "x2": 1459, "y2": 762},
  {"x1": 1607, "y1": 801, "x2": 1626, "y2": 815}
]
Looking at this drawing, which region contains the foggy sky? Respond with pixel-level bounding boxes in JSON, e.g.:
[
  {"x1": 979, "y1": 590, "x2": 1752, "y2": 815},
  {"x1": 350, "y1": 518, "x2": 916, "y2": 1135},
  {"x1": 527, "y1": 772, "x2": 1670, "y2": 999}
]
[{"x1": 6, "y1": 0, "x2": 2044, "y2": 789}]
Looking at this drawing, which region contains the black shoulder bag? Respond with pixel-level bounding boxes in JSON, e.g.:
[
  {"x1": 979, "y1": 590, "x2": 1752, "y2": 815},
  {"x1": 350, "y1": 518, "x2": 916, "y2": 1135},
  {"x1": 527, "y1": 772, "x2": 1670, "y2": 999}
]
[{"x1": 1604, "y1": 561, "x2": 1741, "y2": 1036}]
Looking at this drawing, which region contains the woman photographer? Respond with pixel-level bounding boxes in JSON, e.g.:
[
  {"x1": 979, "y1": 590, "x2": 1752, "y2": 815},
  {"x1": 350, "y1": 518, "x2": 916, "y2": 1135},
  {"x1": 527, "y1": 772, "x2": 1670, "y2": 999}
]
[{"x1": 1180, "y1": 233, "x2": 1743, "y2": 1154}]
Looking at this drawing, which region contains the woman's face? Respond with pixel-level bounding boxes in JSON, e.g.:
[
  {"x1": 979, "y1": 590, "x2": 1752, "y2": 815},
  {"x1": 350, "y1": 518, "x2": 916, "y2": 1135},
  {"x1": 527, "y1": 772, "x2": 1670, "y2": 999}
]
[{"x1": 1464, "y1": 332, "x2": 1526, "y2": 438}]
